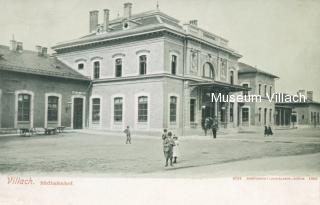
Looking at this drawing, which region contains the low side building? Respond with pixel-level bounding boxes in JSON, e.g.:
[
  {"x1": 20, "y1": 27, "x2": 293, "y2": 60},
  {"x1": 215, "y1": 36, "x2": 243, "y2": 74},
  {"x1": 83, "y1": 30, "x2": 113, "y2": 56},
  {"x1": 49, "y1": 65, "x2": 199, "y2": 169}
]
[
  {"x1": 238, "y1": 62, "x2": 279, "y2": 129},
  {"x1": 0, "y1": 42, "x2": 90, "y2": 130},
  {"x1": 276, "y1": 91, "x2": 320, "y2": 128}
]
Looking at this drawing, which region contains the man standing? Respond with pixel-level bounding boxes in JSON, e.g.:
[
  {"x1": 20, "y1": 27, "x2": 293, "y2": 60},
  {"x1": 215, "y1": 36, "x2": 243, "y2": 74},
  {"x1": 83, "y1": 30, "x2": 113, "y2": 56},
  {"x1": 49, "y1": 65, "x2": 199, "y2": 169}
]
[
  {"x1": 211, "y1": 116, "x2": 218, "y2": 139},
  {"x1": 123, "y1": 126, "x2": 131, "y2": 144}
]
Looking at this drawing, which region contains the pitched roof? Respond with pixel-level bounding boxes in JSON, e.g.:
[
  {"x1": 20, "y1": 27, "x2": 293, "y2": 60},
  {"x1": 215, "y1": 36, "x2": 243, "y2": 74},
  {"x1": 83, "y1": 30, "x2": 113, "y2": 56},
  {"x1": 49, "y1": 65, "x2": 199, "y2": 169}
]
[
  {"x1": 238, "y1": 62, "x2": 279, "y2": 78},
  {"x1": 0, "y1": 45, "x2": 89, "y2": 81}
]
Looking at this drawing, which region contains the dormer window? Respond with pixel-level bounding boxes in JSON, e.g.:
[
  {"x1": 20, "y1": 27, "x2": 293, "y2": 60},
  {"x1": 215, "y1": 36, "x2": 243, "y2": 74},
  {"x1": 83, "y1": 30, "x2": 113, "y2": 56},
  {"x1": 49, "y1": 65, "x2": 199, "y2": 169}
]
[{"x1": 78, "y1": 63, "x2": 84, "y2": 70}]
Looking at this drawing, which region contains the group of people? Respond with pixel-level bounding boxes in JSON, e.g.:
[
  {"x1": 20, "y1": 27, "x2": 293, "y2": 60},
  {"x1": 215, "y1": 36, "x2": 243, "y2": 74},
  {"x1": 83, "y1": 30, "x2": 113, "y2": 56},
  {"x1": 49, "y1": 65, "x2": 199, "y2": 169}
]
[
  {"x1": 264, "y1": 125, "x2": 273, "y2": 136},
  {"x1": 202, "y1": 116, "x2": 219, "y2": 138},
  {"x1": 161, "y1": 129, "x2": 180, "y2": 167},
  {"x1": 124, "y1": 126, "x2": 180, "y2": 167}
]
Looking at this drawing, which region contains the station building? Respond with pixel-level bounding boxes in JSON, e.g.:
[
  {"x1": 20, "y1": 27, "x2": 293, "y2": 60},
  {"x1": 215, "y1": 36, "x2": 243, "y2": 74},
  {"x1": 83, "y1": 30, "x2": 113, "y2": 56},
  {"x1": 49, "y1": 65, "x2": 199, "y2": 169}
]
[
  {"x1": 52, "y1": 3, "x2": 247, "y2": 134},
  {"x1": 0, "y1": 42, "x2": 90, "y2": 130}
]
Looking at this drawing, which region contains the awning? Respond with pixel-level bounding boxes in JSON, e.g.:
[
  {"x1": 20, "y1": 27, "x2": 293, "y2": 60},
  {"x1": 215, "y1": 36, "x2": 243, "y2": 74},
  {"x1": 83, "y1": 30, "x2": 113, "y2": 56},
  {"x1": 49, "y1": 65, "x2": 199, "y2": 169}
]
[{"x1": 189, "y1": 81, "x2": 251, "y2": 92}]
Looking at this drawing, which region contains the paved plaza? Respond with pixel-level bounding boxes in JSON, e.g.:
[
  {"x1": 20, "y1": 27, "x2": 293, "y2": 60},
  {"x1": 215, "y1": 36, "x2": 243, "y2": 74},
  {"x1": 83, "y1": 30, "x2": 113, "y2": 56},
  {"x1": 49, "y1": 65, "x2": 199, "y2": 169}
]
[{"x1": 0, "y1": 128, "x2": 319, "y2": 177}]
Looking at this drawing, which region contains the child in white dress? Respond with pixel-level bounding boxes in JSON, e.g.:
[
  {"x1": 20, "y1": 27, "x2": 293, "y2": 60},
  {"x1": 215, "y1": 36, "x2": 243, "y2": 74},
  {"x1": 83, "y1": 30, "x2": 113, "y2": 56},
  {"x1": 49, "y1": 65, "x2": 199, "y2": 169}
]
[{"x1": 172, "y1": 135, "x2": 180, "y2": 163}]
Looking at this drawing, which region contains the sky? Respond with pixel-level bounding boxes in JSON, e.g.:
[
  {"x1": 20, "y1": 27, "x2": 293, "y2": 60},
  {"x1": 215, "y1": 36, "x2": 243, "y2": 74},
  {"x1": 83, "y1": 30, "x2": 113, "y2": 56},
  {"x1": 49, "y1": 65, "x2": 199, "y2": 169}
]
[{"x1": 1, "y1": 0, "x2": 319, "y2": 100}]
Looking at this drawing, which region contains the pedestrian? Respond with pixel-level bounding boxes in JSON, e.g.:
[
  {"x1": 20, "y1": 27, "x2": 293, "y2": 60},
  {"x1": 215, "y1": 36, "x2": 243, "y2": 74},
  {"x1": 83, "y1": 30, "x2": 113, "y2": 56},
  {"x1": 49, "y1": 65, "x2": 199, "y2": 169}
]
[
  {"x1": 163, "y1": 131, "x2": 175, "y2": 167},
  {"x1": 264, "y1": 126, "x2": 268, "y2": 136},
  {"x1": 268, "y1": 125, "x2": 273, "y2": 136},
  {"x1": 211, "y1": 116, "x2": 218, "y2": 139},
  {"x1": 172, "y1": 135, "x2": 180, "y2": 163},
  {"x1": 162, "y1": 129, "x2": 168, "y2": 140},
  {"x1": 123, "y1": 125, "x2": 131, "y2": 144}
]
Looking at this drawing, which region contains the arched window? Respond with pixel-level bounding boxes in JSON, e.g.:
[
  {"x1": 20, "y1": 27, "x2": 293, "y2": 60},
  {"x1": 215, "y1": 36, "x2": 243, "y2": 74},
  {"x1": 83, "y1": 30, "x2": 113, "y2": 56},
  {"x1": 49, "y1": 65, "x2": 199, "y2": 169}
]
[
  {"x1": 138, "y1": 96, "x2": 148, "y2": 122},
  {"x1": 203, "y1": 62, "x2": 214, "y2": 79},
  {"x1": 93, "y1": 61, "x2": 100, "y2": 79},
  {"x1": 230, "y1": 70, "x2": 234, "y2": 85},
  {"x1": 115, "y1": 58, "x2": 122, "y2": 77},
  {"x1": 139, "y1": 55, "x2": 147, "y2": 75},
  {"x1": 171, "y1": 55, "x2": 177, "y2": 75},
  {"x1": 114, "y1": 97, "x2": 123, "y2": 122}
]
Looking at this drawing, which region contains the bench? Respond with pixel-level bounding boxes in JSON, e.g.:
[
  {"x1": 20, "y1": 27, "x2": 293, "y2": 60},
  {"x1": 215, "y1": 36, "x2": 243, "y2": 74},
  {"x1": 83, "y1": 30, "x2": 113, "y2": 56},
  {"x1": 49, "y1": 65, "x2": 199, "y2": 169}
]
[
  {"x1": 56, "y1": 126, "x2": 66, "y2": 133},
  {"x1": 19, "y1": 128, "x2": 33, "y2": 137},
  {"x1": 44, "y1": 128, "x2": 57, "y2": 135}
]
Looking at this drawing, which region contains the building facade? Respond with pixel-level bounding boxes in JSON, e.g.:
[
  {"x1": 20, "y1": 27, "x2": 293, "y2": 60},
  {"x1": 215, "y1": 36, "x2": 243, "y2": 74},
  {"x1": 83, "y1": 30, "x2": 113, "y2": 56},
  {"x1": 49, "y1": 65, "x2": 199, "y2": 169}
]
[
  {"x1": 0, "y1": 43, "x2": 90, "y2": 129},
  {"x1": 238, "y1": 62, "x2": 278, "y2": 128},
  {"x1": 52, "y1": 4, "x2": 247, "y2": 134}
]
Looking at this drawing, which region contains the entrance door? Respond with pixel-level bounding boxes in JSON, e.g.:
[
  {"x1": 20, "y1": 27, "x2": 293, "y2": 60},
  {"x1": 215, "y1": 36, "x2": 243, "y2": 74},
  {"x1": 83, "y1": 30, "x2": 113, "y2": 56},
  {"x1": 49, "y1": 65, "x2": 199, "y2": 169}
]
[{"x1": 73, "y1": 98, "x2": 83, "y2": 129}]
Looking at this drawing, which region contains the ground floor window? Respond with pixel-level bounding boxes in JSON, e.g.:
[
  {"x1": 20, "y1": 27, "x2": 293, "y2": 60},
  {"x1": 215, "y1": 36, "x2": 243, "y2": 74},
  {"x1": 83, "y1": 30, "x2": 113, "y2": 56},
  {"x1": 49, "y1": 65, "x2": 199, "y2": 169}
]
[
  {"x1": 242, "y1": 107, "x2": 249, "y2": 122},
  {"x1": 114, "y1": 97, "x2": 123, "y2": 122},
  {"x1": 92, "y1": 98, "x2": 100, "y2": 122},
  {"x1": 48, "y1": 96, "x2": 59, "y2": 121},
  {"x1": 138, "y1": 96, "x2": 148, "y2": 122},
  {"x1": 170, "y1": 96, "x2": 177, "y2": 123},
  {"x1": 264, "y1": 108, "x2": 267, "y2": 125},
  {"x1": 18, "y1": 94, "x2": 31, "y2": 121},
  {"x1": 258, "y1": 108, "x2": 261, "y2": 123},
  {"x1": 269, "y1": 109, "x2": 272, "y2": 123},
  {"x1": 190, "y1": 99, "x2": 196, "y2": 122}
]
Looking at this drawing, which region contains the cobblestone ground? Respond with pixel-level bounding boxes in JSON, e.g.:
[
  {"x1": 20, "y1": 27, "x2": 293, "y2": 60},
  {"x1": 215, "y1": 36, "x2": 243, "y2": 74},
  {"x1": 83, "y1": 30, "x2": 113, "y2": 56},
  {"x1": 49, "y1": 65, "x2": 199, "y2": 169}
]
[{"x1": 0, "y1": 128, "x2": 319, "y2": 176}]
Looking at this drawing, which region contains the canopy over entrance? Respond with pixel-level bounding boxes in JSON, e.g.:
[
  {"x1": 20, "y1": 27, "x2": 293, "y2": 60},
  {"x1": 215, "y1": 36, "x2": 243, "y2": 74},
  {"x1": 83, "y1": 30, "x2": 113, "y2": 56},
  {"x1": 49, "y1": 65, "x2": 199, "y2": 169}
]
[{"x1": 189, "y1": 81, "x2": 250, "y2": 93}]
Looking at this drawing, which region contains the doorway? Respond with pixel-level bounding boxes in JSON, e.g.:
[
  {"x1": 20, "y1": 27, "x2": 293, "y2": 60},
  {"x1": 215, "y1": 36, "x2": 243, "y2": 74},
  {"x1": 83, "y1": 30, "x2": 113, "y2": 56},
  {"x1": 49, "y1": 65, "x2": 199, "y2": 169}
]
[{"x1": 73, "y1": 98, "x2": 83, "y2": 129}]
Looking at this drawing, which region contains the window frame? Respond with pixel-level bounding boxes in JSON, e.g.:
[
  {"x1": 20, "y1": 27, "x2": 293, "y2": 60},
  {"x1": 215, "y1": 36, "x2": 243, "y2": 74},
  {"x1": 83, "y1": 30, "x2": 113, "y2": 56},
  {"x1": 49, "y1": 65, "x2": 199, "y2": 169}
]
[
  {"x1": 15, "y1": 90, "x2": 34, "y2": 128},
  {"x1": 190, "y1": 98, "x2": 196, "y2": 123},
  {"x1": 17, "y1": 94, "x2": 31, "y2": 122},
  {"x1": 115, "y1": 58, "x2": 123, "y2": 77},
  {"x1": 169, "y1": 96, "x2": 177, "y2": 123},
  {"x1": 137, "y1": 96, "x2": 148, "y2": 123},
  {"x1": 113, "y1": 97, "x2": 123, "y2": 122},
  {"x1": 139, "y1": 55, "x2": 147, "y2": 75},
  {"x1": 92, "y1": 60, "x2": 101, "y2": 79},
  {"x1": 91, "y1": 97, "x2": 101, "y2": 123},
  {"x1": 170, "y1": 54, "x2": 178, "y2": 75}
]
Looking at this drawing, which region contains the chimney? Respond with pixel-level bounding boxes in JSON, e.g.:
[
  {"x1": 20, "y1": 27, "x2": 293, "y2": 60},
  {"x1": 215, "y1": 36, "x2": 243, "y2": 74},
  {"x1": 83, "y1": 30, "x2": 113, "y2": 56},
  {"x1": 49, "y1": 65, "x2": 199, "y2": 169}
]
[
  {"x1": 307, "y1": 91, "x2": 313, "y2": 101},
  {"x1": 123, "y1": 2, "x2": 132, "y2": 18},
  {"x1": 89, "y1": 10, "x2": 99, "y2": 33},
  {"x1": 16, "y1": 42, "x2": 23, "y2": 52},
  {"x1": 297, "y1": 89, "x2": 306, "y2": 96},
  {"x1": 103, "y1": 9, "x2": 110, "y2": 32},
  {"x1": 10, "y1": 40, "x2": 17, "y2": 51},
  {"x1": 189, "y1": 20, "x2": 198, "y2": 26},
  {"x1": 41, "y1": 47, "x2": 47, "y2": 56},
  {"x1": 36, "y1": 45, "x2": 42, "y2": 55}
]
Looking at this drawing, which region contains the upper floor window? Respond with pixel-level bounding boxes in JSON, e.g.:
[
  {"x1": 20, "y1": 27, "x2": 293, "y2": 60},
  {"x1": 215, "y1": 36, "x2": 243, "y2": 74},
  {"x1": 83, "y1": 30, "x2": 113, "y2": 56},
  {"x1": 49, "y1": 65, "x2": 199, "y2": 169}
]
[
  {"x1": 258, "y1": 84, "x2": 261, "y2": 95},
  {"x1": 264, "y1": 85, "x2": 267, "y2": 97},
  {"x1": 115, "y1": 58, "x2": 122, "y2": 77},
  {"x1": 93, "y1": 61, "x2": 100, "y2": 79},
  {"x1": 139, "y1": 55, "x2": 147, "y2": 75},
  {"x1": 171, "y1": 55, "x2": 177, "y2": 75},
  {"x1": 230, "y1": 70, "x2": 234, "y2": 85},
  {"x1": 78, "y1": 63, "x2": 84, "y2": 70},
  {"x1": 18, "y1": 94, "x2": 31, "y2": 121},
  {"x1": 242, "y1": 84, "x2": 249, "y2": 96},
  {"x1": 138, "y1": 96, "x2": 148, "y2": 122},
  {"x1": 48, "y1": 96, "x2": 58, "y2": 121},
  {"x1": 92, "y1": 98, "x2": 100, "y2": 122},
  {"x1": 170, "y1": 96, "x2": 177, "y2": 123},
  {"x1": 203, "y1": 62, "x2": 214, "y2": 79},
  {"x1": 114, "y1": 97, "x2": 123, "y2": 122}
]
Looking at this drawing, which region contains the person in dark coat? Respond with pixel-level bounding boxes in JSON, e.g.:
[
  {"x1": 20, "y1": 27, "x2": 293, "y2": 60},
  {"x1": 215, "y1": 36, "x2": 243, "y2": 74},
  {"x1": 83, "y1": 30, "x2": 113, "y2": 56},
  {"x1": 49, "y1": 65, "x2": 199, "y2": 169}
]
[
  {"x1": 211, "y1": 116, "x2": 218, "y2": 139},
  {"x1": 264, "y1": 126, "x2": 268, "y2": 136},
  {"x1": 268, "y1": 126, "x2": 273, "y2": 135},
  {"x1": 123, "y1": 126, "x2": 131, "y2": 144},
  {"x1": 163, "y1": 131, "x2": 175, "y2": 167}
]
